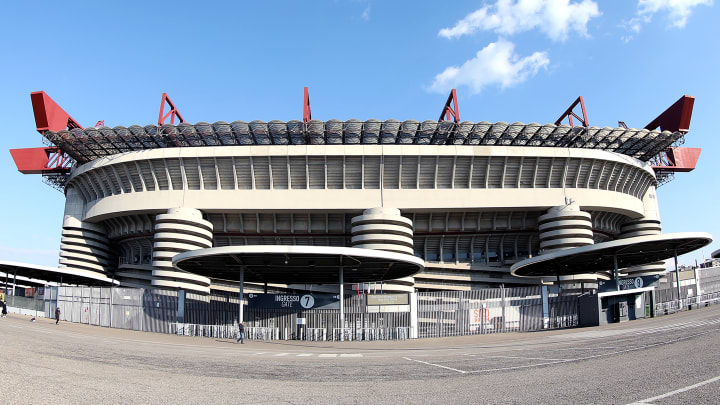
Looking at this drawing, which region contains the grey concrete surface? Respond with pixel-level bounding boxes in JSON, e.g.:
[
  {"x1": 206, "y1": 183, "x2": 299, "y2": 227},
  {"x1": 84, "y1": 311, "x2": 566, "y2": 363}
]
[{"x1": 1, "y1": 305, "x2": 719, "y2": 404}]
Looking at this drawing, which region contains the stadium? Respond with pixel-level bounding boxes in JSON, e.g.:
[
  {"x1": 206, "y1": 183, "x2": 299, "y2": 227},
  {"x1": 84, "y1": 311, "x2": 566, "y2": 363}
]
[{"x1": 2, "y1": 89, "x2": 713, "y2": 339}]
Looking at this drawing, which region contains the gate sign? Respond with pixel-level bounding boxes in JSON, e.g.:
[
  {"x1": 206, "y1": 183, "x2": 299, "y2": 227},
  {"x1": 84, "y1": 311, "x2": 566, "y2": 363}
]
[
  {"x1": 598, "y1": 275, "x2": 661, "y2": 293},
  {"x1": 247, "y1": 293, "x2": 340, "y2": 310}
]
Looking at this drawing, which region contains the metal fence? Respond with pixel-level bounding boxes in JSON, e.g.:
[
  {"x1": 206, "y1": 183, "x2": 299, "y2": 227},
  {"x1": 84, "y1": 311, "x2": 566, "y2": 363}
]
[
  {"x1": 654, "y1": 282, "x2": 720, "y2": 316},
  {"x1": 416, "y1": 287, "x2": 578, "y2": 338},
  {"x1": 36, "y1": 287, "x2": 414, "y2": 341},
  {"x1": 17, "y1": 280, "x2": 720, "y2": 341}
]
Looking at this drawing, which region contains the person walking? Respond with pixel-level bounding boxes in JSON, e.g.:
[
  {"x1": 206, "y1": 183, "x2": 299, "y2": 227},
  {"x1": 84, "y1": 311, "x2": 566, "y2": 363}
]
[
  {"x1": 55, "y1": 307, "x2": 61, "y2": 325},
  {"x1": 236, "y1": 322, "x2": 245, "y2": 344}
]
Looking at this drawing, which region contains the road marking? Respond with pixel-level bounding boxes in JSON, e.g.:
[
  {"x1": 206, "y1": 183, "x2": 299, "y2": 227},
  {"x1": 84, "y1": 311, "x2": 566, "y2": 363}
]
[
  {"x1": 466, "y1": 360, "x2": 566, "y2": 373},
  {"x1": 340, "y1": 354, "x2": 363, "y2": 358},
  {"x1": 318, "y1": 354, "x2": 337, "y2": 358},
  {"x1": 296, "y1": 353, "x2": 313, "y2": 357},
  {"x1": 254, "y1": 352, "x2": 268, "y2": 355},
  {"x1": 481, "y1": 355, "x2": 569, "y2": 362},
  {"x1": 627, "y1": 375, "x2": 720, "y2": 404},
  {"x1": 274, "y1": 353, "x2": 290, "y2": 356},
  {"x1": 466, "y1": 328, "x2": 718, "y2": 374},
  {"x1": 404, "y1": 357, "x2": 467, "y2": 374}
]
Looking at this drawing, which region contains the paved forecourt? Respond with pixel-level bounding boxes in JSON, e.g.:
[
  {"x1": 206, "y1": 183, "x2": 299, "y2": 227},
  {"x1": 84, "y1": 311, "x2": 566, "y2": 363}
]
[{"x1": 2, "y1": 305, "x2": 720, "y2": 403}]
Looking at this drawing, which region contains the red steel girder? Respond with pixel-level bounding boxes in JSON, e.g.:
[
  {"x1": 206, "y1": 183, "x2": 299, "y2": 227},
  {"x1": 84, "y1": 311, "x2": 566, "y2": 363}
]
[
  {"x1": 438, "y1": 88, "x2": 459, "y2": 123},
  {"x1": 9, "y1": 147, "x2": 72, "y2": 174},
  {"x1": 644, "y1": 95, "x2": 694, "y2": 133},
  {"x1": 554, "y1": 96, "x2": 588, "y2": 127},
  {"x1": 651, "y1": 147, "x2": 701, "y2": 173},
  {"x1": 303, "y1": 87, "x2": 312, "y2": 123},
  {"x1": 30, "y1": 91, "x2": 83, "y2": 133},
  {"x1": 158, "y1": 93, "x2": 185, "y2": 126}
]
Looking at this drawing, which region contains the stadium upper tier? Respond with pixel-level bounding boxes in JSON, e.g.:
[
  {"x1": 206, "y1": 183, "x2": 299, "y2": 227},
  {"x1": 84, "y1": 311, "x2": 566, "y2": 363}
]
[{"x1": 44, "y1": 119, "x2": 683, "y2": 164}]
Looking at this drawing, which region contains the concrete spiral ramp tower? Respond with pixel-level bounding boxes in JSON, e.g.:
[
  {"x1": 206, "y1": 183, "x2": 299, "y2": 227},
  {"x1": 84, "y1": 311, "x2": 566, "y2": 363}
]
[
  {"x1": 59, "y1": 217, "x2": 114, "y2": 275},
  {"x1": 538, "y1": 203, "x2": 605, "y2": 284},
  {"x1": 151, "y1": 208, "x2": 212, "y2": 294},
  {"x1": 351, "y1": 207, "x2": 415, "y2": 292},
  {"x1": 58, "y1": 185, "x2": 114, "y2": 277},
  {"x1": 618, "y1": 217, "x2": 666, "y2": 276}
]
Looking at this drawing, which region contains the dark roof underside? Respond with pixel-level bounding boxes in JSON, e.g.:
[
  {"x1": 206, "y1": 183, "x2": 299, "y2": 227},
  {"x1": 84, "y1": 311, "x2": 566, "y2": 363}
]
[
  {"x1": 175, "y1": 251, "x2": 421, "y2": 284},
  {"x1": 44, "y1": 120, "x2": 683, "y2": 164},
  {"x1": 511, "y1": 235, "x2": 710, "y2": 277}
]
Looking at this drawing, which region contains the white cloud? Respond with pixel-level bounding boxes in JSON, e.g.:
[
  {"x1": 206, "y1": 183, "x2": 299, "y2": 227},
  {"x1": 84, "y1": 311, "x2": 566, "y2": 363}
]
[
  {"x1": 429, "y1": 39, "x2": 549, "y2": 94},
  {"x1": 438, "y1": 0, "x2": 601, "y2": 42},
  {"x1": 638, "y1": 0, "x2": 713, "y2": 28},
  {"x1": 623, "y1": 0, "x2": 712, "y2": 39},
  {"x1": 361, "y1": 5, "x2": 371, "y2": 21}
]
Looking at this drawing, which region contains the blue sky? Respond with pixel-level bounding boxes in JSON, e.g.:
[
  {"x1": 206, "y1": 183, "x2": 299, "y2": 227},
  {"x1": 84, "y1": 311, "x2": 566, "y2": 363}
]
[{"x1": 0, "y1": 0, "x2": 718, "y2": 267}]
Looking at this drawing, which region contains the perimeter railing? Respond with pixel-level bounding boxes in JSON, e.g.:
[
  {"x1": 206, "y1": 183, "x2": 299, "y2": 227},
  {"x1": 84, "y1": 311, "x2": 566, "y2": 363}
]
[{"x1": 654, "y1": 290, "x2": 720, "y2": 316}]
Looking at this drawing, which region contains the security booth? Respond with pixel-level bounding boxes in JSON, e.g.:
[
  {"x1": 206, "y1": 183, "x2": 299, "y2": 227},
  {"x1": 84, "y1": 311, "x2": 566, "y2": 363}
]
[{"x1": 578, "y1": 275, "x2": 660, "y2": 327}]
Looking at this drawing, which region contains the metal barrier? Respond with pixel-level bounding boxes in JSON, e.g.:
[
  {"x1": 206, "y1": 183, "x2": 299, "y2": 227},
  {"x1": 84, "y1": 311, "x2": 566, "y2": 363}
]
[
  {"x1": 172, "y1": 323, "x2": 237, "y2": 339},
  {"x1": 306, "y1": 327, "x2": 327, "y2": 341},
  {"x1": 332, "y1": 328, "x2": 354, "y2": 341},
  {"x1": 246, "y1": 326, "x2": 278, "y2": 341},
  {"x1": 654, "y1": 291, "x2": 720, "y2": 316},
  {"x1": 5, "y1": 295, "x2": 44, "y2": 318}
]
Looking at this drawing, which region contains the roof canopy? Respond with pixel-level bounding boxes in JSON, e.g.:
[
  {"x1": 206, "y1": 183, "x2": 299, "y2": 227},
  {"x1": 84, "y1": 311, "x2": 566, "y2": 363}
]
[
  {"x1": 511, "y1": 232, "x2": 712, "y2": 278},
  {"x1": 173, "y1": 245, "x2": 424, "y2": 284},
  {"x1": 0, "y1": 272, "x2": 56, "y2": 289},
  {"x1": 0, "y1": 261, "x2": 119, "y2": 286},
  {"x1": 45, "y1": 120, "x2": 682, "y2": 164}
]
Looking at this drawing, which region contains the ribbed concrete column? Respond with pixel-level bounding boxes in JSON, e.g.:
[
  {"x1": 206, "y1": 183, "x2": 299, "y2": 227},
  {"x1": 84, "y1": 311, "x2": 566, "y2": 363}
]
[
  {"x1": 59, "y1": 186, "x2": 114, "y2": 276},
  {"x1": 539, "y1": 203, "x2": 601, "y2": 284},
  {"x1": 151, "y1": 208, "x2": 212, "y2": 294},
  {"x1": 351, "y1": 207, "x2": 415, "y2": 292},
  {"x1": 619, "y1": 185, "x2": 665, "y2": 277},
  {"x1": 59, "y1": 217, "x2": 114, "y2": 275}
]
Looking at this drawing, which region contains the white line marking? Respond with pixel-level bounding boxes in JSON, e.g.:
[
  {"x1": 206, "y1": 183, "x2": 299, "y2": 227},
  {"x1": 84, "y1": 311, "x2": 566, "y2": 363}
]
[
  {"x1": 296, "y1": 353, "x2": 313, "y2": 357},
  {"x1": 274, "y1": 353, "x2": 290, "y2": 356},
  {"x1": 466, "y1": 360, "x2": 566, "y2": 373},
  {"x1": 481, "y1": 355, "x2": 569, "y2": 362},
  {"x1": 627, "y1": 375, "x2": 720, "y2": 404},
  {"x1": 318, "y1": 354, "x2": 337, "y2": 358},
  {"x1": 254, "y1": 352, "x2": 268, "y2": 355},
  {"x1": 464, "y1": 328, "x2": 719, "y2": 374},
  {"x1": 404, "y1": 357, "x2": 467, "y2": 374},
  {"x1": 340, "y1": 354, "x2": 363, "y2": 358}
]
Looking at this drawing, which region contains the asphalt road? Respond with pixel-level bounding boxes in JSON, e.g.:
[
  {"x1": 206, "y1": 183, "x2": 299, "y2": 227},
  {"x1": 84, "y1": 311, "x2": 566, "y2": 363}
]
[{"x1": 1, "y1": 305, "x2": 719, "y2": 404}]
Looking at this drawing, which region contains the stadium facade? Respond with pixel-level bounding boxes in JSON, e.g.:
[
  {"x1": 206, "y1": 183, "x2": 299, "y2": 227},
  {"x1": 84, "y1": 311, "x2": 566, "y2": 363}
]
[{"x1": 10, "y1": 91, "x2": 702, "y2": 295}]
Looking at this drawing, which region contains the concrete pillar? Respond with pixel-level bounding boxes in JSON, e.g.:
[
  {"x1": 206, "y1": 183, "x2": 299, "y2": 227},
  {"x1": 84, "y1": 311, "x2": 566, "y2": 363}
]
[
  {"x1": 618, "y1": 186, "x2": 665, "y2": 277},
  {"x1": 151, "y1": 208, "x2": 212, "y2": 294},
  {"x1": 350, "y1": 207, "x2": 415, "y2": 293},
  {"x1": 59, "y1": 186, "x2": 114, "y2": 277},
  {"x1": 538, "y1": 203, "x2": 598, "y2": 285},
  {"x1": 351, "y1": 207, "x2": 417, "y2": 337}
]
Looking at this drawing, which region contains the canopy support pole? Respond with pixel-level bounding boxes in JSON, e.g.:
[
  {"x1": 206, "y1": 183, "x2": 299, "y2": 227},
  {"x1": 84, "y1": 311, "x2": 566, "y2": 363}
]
[
  {"x1": 110, "y1": 275, "x2": 114, "y2": 328},
  {"x1": 614, "y1": 254, "x2": 620, "y2": 291},
  {"x1": 555, "y1": 272, "x2": 561, "y2": 296},
  {"x1": 674, "y1": 249, "x2": 681, "y2": 309},
  {"x1": 339, "y1": 267, "x2": 344, "y2": 342},
  {"x1": 238, "y1": 268, "x2": 245, "y2": 325}
]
